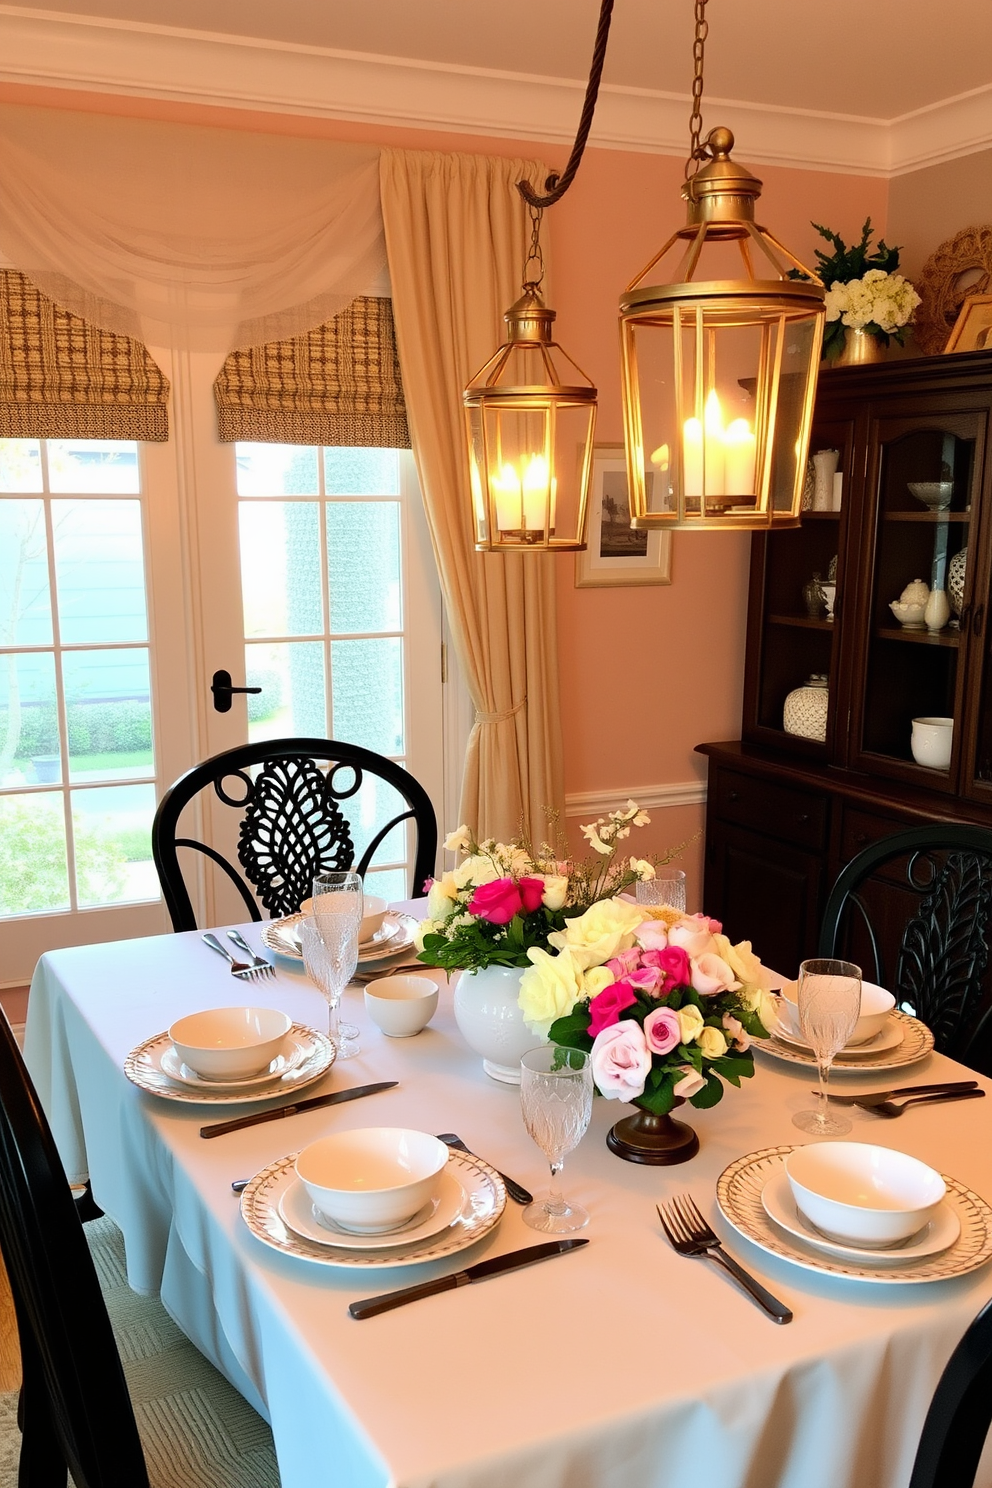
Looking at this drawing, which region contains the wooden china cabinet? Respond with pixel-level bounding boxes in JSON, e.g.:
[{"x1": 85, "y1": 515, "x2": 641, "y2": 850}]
[{"x1": 698, "y1": 348, "x2": 992, "y2": 976}]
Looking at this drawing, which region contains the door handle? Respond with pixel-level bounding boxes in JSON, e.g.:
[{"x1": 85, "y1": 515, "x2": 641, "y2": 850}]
[{"x1": 210, "y1": 669, "x2": 261, "y2": 713}]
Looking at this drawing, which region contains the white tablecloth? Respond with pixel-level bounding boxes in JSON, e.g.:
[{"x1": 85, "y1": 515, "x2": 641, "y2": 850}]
[{"x1": 23, "y1": 924, "x2": 992, "y2": 1488}]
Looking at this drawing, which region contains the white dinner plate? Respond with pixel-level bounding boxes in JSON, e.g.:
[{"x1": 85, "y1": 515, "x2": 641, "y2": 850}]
[
  {"x1": 772, "y1": 1018, "x2": 905, "y2": 1060},
  {"x1": 760, "y1": 1168, "x2": 961, "y2": 1263},
  {"x1": 124, "y1": 1023, "x2": 335, "y2": 1104},
  {"x1": 717, "y1": 1146, "x2": 992, "y2": 1284},
  {"x1": 242, "y1": 1147, "x2": 505, "y2": 1269},
  {"x1": 752, "y1": 1009, "x2": 933, "y2": 1074},
  {"x1": 261, "y1": 911, "x2": 417, "y2": 965},
  {"x1": 160, "y1": 1036, "x2": 307, "y2": 1091},
  {"x1": 277, "y1": 1165, "x2": 469, "y2": 1252}
]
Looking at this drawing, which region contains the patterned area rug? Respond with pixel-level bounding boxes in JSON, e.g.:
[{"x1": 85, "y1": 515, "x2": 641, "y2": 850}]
[{"x1": 0, "y1": 1217, "x2": 280, "y2": 1488}]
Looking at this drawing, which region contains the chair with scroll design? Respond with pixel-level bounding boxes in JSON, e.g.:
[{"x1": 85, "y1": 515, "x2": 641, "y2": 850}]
[
  {"x1": 152, "y1": 737, "x2": 438, "y2": 933},
  {"x1": 817, "y1": 823, "x2": 992, "y2": 1075},
  {"x1": 909, "y1": 1296, "x2": 992, "y2": 1488}
]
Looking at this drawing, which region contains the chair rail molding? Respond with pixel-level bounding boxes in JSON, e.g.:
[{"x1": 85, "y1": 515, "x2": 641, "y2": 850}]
[
  {"x1": 565, "y1": 781, "x2": 707, "y2": 818},
  {"x1": 0, "y1": 9, "x2": 988, "y2": 177}
]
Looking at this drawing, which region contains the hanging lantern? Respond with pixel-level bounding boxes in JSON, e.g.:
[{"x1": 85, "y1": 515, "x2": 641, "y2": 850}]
[
  {"x1": 464, "y1": 279, "x2": 597, "y2": 551},
  {"x1": 619, "y1": 124, "x2": 825, "y2": 532}
]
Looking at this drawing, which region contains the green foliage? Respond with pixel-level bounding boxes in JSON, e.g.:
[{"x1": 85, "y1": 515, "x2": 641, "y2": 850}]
[
  {"x1": 808, "y1": 218, "x2": 900, "y2": 289},
  {"x1": 0, "y1": 797, "x2": 128, "y2": 914},
  {"x1": 4, "y1": 700, "x2": 152, "y2": 762},
  {"x1": 419, "y1": 906, "x2": 568, "y2": 972}
]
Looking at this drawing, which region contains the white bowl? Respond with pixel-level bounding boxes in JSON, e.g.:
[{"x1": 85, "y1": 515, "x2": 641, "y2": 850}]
[
  {"x1": 908, "y1": 481, "x2": 954, "y2": 511},
  {"x1": 295, "y1": 1128, "x2": 449, "y2": 1234},
  {"x1": 778, "y1": 980, "x2": 895, "y2": 1046},
  {"x1": 169, "y1": 1006, "x2": 292, "y2": 1081},
  {"x1": 785, "y1": 1143, "x2": 945, "y2": 1248},
  {"x1": 911, "y1": 716, "x2": 954, "y2": 770},
  {"x1": 364, "y1": 975, "x2": 439, "y2": 1037},
  {"x1": 359, "y1": 895, "x2": 389, "y2": 943}
]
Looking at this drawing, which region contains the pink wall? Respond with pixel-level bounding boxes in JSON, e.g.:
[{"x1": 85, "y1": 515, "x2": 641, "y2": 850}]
[{"x1": 0, "y1": 83, "x2": 886, "y2": 903}]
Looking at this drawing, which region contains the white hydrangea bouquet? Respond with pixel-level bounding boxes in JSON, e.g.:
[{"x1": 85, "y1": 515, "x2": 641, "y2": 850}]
[
  {"x1": 417, "y1": 805, "x2": 777, "y2": 1117},
  {"x1": 805, "y1": 218, "x2": 921, "y2": 360}
]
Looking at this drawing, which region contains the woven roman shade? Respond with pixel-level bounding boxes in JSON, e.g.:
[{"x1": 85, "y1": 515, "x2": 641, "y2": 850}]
[
  {"x1": 0, "y1": 270, "x2": 168, "y2": 441},
  {"x1": 214, "y1": 295, "x2": 410, "y2": 447}
]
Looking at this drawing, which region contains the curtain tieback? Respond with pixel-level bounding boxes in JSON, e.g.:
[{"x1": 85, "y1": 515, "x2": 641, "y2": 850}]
[{"x1": 475, "y1": 696, "x2": 527, "y2": 725}]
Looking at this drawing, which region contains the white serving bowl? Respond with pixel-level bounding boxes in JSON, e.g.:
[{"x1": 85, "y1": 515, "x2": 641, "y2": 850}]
[
  {"x1": 785, "y1": 1143, "x2": 945, "y2": 1248},
  {"x1": 358, "y1": 895, "x2": 389, "y2": 943},
  {"x1": 169, "y1": 1006, "x2": 292, "y2": 1081},
  {"x1": 911, "y1": 716, "x2": 954, "y2": 770},
  {"x1": 295, "y1": 1128, "x2": 449, "y2": 1234},
  {"x1": 908, "y1": 481, "x2": 954, "y2": 511},
  {"x1": 364, "y1": 975, "x2": 439, "y2": 1037},
  {"x1": 778, "y1": 980, "x2": 895, "y2": 1046}
]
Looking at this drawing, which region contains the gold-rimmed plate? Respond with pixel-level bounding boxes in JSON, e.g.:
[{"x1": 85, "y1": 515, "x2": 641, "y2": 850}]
[
  {"x1": 124, "y1": 1023, "x2": 334, "y2": 1104},
  {"x1": 752, "y1": 1009, "x2": 933, "y2": 1074},
  {"x1": 261, "y1": 911, "x2": 418, "y2": 965},
  {"x1": 717, "y1": 1146, "x2": 992, "y2": 1284}
]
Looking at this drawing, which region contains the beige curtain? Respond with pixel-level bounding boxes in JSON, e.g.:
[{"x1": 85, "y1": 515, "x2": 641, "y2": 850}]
[{"x1": 380, "y1": 149, "x2": 564, "y2": 843}]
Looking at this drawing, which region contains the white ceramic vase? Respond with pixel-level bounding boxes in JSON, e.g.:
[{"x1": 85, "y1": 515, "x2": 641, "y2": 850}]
[
  {"x1": 452, "y1": 964, "x2": 547, "y2": 1084},
  {"x1": 924, "y1": 588, "x2": 951, "y2": 634}
]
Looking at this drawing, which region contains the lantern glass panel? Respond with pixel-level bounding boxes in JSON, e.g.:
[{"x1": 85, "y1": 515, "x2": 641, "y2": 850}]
[
  {"x1": 466, "y1": 408, "x2": 489, "y2": 545},
  {"x1": 767, "y1": 313, "x2": 821, "y2": 513}
]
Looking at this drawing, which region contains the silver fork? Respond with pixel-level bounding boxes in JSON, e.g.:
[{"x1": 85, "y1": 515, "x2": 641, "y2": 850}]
[
  {"x1": 226, "y1": 929, "x2": 275, "y2": 980},
  {"x1": 201, "y1": 933, "x2": 268, "y2": 982},
  {"x1": 657, "y1": 1195, "x2": 793, "y2": 1324}
]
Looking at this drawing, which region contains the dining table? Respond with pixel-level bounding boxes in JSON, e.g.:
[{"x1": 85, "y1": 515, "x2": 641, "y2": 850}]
[{"x1": 22, "y1": 907, "x2": 992, "y2": 1488}]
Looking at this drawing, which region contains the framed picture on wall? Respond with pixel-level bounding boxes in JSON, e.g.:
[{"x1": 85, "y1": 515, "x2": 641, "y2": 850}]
[
  {"x1": 574, "y1": 444, "x2": 672, "y2": 588},
  {"x1": 944, "y1": 294, "x2": 992, "y2": 354}
]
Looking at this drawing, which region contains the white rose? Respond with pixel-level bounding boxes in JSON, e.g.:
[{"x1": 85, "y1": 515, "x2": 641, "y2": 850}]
[
  {"x1": 548, "y1": 897, "x2": 643, "y2": 970},
  {"x1": 452, "y1": 854, "x2": 500, "y2": 890},
  {"x1": 677, "y1": 1004, "x2": 705, "y2": 1045},
  {"x1": 673, "y1": 1066, "x2": 706, "y2": 1100},
  {"x1": 691, "y1": 952, "x2": 741, "y2": 998},
  {"x1": 518, "y1": 947, "x2": 585, "y2": 1035},
  {"x1": 426, "y1": 873, "x2": 459, "y2": 918},
  {"x1": 711, "y1": 934, "x2": 763, "y2": 985},
  {"x1": 539, "y1": 874, "x2": 569, "y2": 911},
  {"x1": 443, "y1": 824, "x2": 472, "y2": 852},
  {"x1": 582, "y1": 965, "x2": 616, "y2": 1000},
  {"x1": 696, "y1": 1025, "x2": 729, "y2": 1059},
  {"x1": 413, "y1": 917, "x2": 437, "y2": 951},
  {"x1": 668, "y1": 917, "x2": 717, "y2": 959}
]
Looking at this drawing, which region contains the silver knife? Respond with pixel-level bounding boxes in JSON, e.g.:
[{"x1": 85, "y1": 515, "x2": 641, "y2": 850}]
[
  {"x1": 349, "y1": 1238, "x2": 589, "y2": 1319},
  {"x1": 199, "y1": 1081, "x2": 398, "y2": 1139},
  {"x1": 820, "y1": 1080, "x2": 979, "y2": 1106}
]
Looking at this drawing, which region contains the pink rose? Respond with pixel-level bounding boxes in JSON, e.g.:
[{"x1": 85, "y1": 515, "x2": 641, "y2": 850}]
[
  {"x1": 673, "y1": 1065, "x2": 706, "y2": 1100},
  {"x1": 669, "y1": 915, "x2": 717, "y2": 958},
  {"x1": 587, "y1": 979, "x2": 639, "y2": 1037},
  {"x1": 691, "y1": 952, "x2": 741, "y2": 997},
  {"x1": 653, "y1": 945, "x2": 691, "y2": 994},
  {"x1": 627, "y1": 965, "x2": 663, "y2": 996},
  {"x1": 606, "y1": 947, "x2": 642, "y2": 980},
  {"x1": 634, "y1": 919, "x2": 668, "y2": 950},
  {"x1": 468, "y1": 877, "x2": 523, "y2": 924},
  {"x1": 590, "y1": 1020, "x2": 652, "y2": 1101},
  {"x1": 518, "y1": 876, "x2": 547, "y2": 914},
  {"x1": 723, "y1": 1012, "x2": 750, "y2": 1052},
  {"x1": 644, "y1": 1006, "x2": 681, "y2": 1055}
]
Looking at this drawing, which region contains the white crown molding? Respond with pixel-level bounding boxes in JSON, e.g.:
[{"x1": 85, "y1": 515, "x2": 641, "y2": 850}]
[
  {"x1": 565, "y1": 782, "x2": 707, "y2": 818},
  {"x1": 0, "y1": 6, "x2": 987, "y2": 178}
]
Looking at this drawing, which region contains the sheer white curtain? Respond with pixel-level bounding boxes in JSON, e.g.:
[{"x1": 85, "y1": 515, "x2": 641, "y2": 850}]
[{"x1": 0, "y1": 103, "x2": 385, "y2": 354}]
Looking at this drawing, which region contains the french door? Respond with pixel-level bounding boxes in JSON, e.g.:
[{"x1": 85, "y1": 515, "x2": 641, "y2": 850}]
[{"x1": 0, "y1": 347, "x2": 447, "y2": 981}]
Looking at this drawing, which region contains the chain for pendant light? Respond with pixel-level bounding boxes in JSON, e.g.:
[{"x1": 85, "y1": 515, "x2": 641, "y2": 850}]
[
  {"x1": 522, "y1": 204, "x2": 546, "y2": 289},
  {"x1": 684, "y1": 0, "x2": 710, "y2": 181}
]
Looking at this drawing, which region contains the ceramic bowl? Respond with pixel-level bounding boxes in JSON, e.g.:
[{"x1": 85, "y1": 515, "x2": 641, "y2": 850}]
[
  {"x1": 911, "y1": 716, "x2": 954, "y2": 770},
  {"x1": 785, "y1": 1143, "x2": 945, "y2": 1248},
  {"x1": 358, "y1": 895, "x2": 389, "y2": 943},
  {"x1": 908, "y1": 481, "x2": 954, "y2": 511},
  {"x1": 778, "y1": 979, "x2": 894, "y2": 1046},
  {"x1": 169, "y1": 1006, "x2": 292, "y2": 1081},
  {"x1": 889, "y1": 600, "x2": 927, "y2": 629},
  {"x1": 295, "y1": 1128, "x2": 449, "y2": 1234},
  {"x1": 364, "y1": 975, "x2": 439, "y2": 1037}
]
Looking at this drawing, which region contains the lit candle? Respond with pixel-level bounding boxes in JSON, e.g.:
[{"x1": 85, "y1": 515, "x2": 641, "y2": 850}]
[
  {"x1": 522, "y1": 455, "x2": 552, "y2": 531},
  {"x1": 491, "y1": 463, "x2": 522, "y2": 531},
  {"x1": 683, "y1": 418, "x2": 704, "y2": 496},
  {"x1": 723, "y1": 417, "x2": 757, "y2": 495},
  {"x1": 703, "y1": 388, "x2": 726, "y2": 497}
]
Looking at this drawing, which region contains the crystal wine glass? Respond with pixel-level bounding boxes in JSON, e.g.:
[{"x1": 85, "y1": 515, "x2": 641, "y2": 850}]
[
  {"x1": 519, "y1": 1045, "x2": 593, "y2": 1233},
  {"x1": 636, "y1": 870, "x2": 687, "y2": 914},
  {"x1": 311, "y1": 871, "x2": 363, "y2": 1050},
  {"x1": 791, "y1": 957, "x2": 862, "y2": 1136}
]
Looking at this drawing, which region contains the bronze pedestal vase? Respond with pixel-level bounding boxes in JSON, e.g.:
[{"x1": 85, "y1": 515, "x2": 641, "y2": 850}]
[{"x1": 606, "y1": 1098, "x2": 699, "y2": 1165}]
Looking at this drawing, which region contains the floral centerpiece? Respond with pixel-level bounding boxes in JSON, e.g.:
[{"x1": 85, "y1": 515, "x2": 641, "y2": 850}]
[
  {"x1": 418, "y1": 805, "x2": 776, "y2": 1161},
  {"x1": 803, "y1": 218, "x2": 921, "y2": 362}
]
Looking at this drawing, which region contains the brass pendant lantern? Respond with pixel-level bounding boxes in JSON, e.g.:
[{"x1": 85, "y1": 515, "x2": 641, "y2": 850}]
[
  {"x1": 619, "y1": 3, "x2": 825, "y2": 532},
  {"x1": 464, "y1": 267, "x2": 597, "y2": 552}
]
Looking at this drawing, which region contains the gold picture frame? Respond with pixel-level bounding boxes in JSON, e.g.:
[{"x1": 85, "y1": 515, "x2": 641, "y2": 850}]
[
  {"x1": 943, "y1": 294, "x2": 992, "y2": 354},
  {"x1": 574, "y1": 445, "x2": 673, "y2": 588}
]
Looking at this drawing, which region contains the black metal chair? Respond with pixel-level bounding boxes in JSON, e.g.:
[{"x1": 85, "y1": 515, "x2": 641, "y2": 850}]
[
  {"x1": 0, "y1": 1004, "x2": 150, "y2": 1486},
  {"x1": 152, "y1": 737, "x2": 438, "y2": 933},
  {"x1": 909, "y1": 1297, "x2": 992, "y2": 1488},
  {"x1": 818, "y1": 824, "x2": 992, "y2": 1074}
]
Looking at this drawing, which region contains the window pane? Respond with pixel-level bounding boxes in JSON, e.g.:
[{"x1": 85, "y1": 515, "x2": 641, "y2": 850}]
[
  {"x1": 327, "y1": 502, "x2": 402, "y2": 634},
  {"x1": 246, "y1": 641, "x2": 325, "y2": 742},
  {"x1": 71, "y1": 783, "x2": 157, "y2": 906},
  {"x1": 236, "y1": 443, "x2": 319, "y2": 497},
  {"x1": 0, "y1": 499, "x2": 52, "y2": 644},
  {"x1": 240, "y1": 502, "x2": 322, "y2": 638},
  {"x1": 47, "y1": 440, "x2": 139, "y2": 494},
  {"x1": 0, "y1": 440, "x2": 42, "y2": 493},
  {"x1": 324, "y1": 448, "x2": 400, "y2": 496},
  {"x1": 52, "y1": 499, "x2": 147, "y2": 644},
  {"x1": 0, "y1": 652, "x2": 59, "y2": 787},
  {"x1": 62, "y1": 649, "x2": 153, "y2": 782},
  {"x1": 332, "y1": 770, "x2": 409, "y2": 874},
  {"x1": 331, "y1": 637, "x2": 403, "y2": 756},
  {"x1": 0, "y1": 793, "x2": 69, "y2": 915},
  {"x1": 364, "y1": 866, "x2": 408, "y2": 903}
]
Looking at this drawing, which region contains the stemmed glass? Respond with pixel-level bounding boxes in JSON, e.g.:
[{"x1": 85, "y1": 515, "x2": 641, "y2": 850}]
[
  {"x1": 519, "y1": 1045, "x2": 593, "y2": 1233},
  {"x1": 636, "y1": 870, "x2": 687, "y2": 914},
  {"x1": 791, "y1": 957, "x2": 862, "y2": 1136},
  {"x1": 303, "y1": 870, "x2": 364, "y2": 1057}
]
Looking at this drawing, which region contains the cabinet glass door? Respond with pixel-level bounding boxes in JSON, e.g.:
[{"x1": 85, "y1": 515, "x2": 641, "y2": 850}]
[{"x1": 853, "y1": 414, "x2": 981, "y2": 790}]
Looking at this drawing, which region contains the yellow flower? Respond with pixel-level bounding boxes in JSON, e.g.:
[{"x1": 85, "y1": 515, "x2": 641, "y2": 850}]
[
  {"x1": 539, "y1": 874, "x2": 569, "y2": 911},
  {"x1": 697, "y1": 1025, "x2": 729, "y2": 1059},
  {"x1": 582, "y1": 965, "x2": 615, "y2": 999},
  {"x1": 518, "y1": 947, "x2": 585, "y2": 1036},
  {"x1": 712, "y1": 934, "x2": 763, "y2": 985},
  {"x1": 548, "y1": 896, "x2": 643, "y2": 970},
  {"x1": 426, "y1": 873, "x2": 458, "y2": 918},
  {"x1": 677, "y1": 1005, "x2": 704, "y2": 1045},
  {"x1": 413, "y1": 917, "x2": 437, "y2": 951}
]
